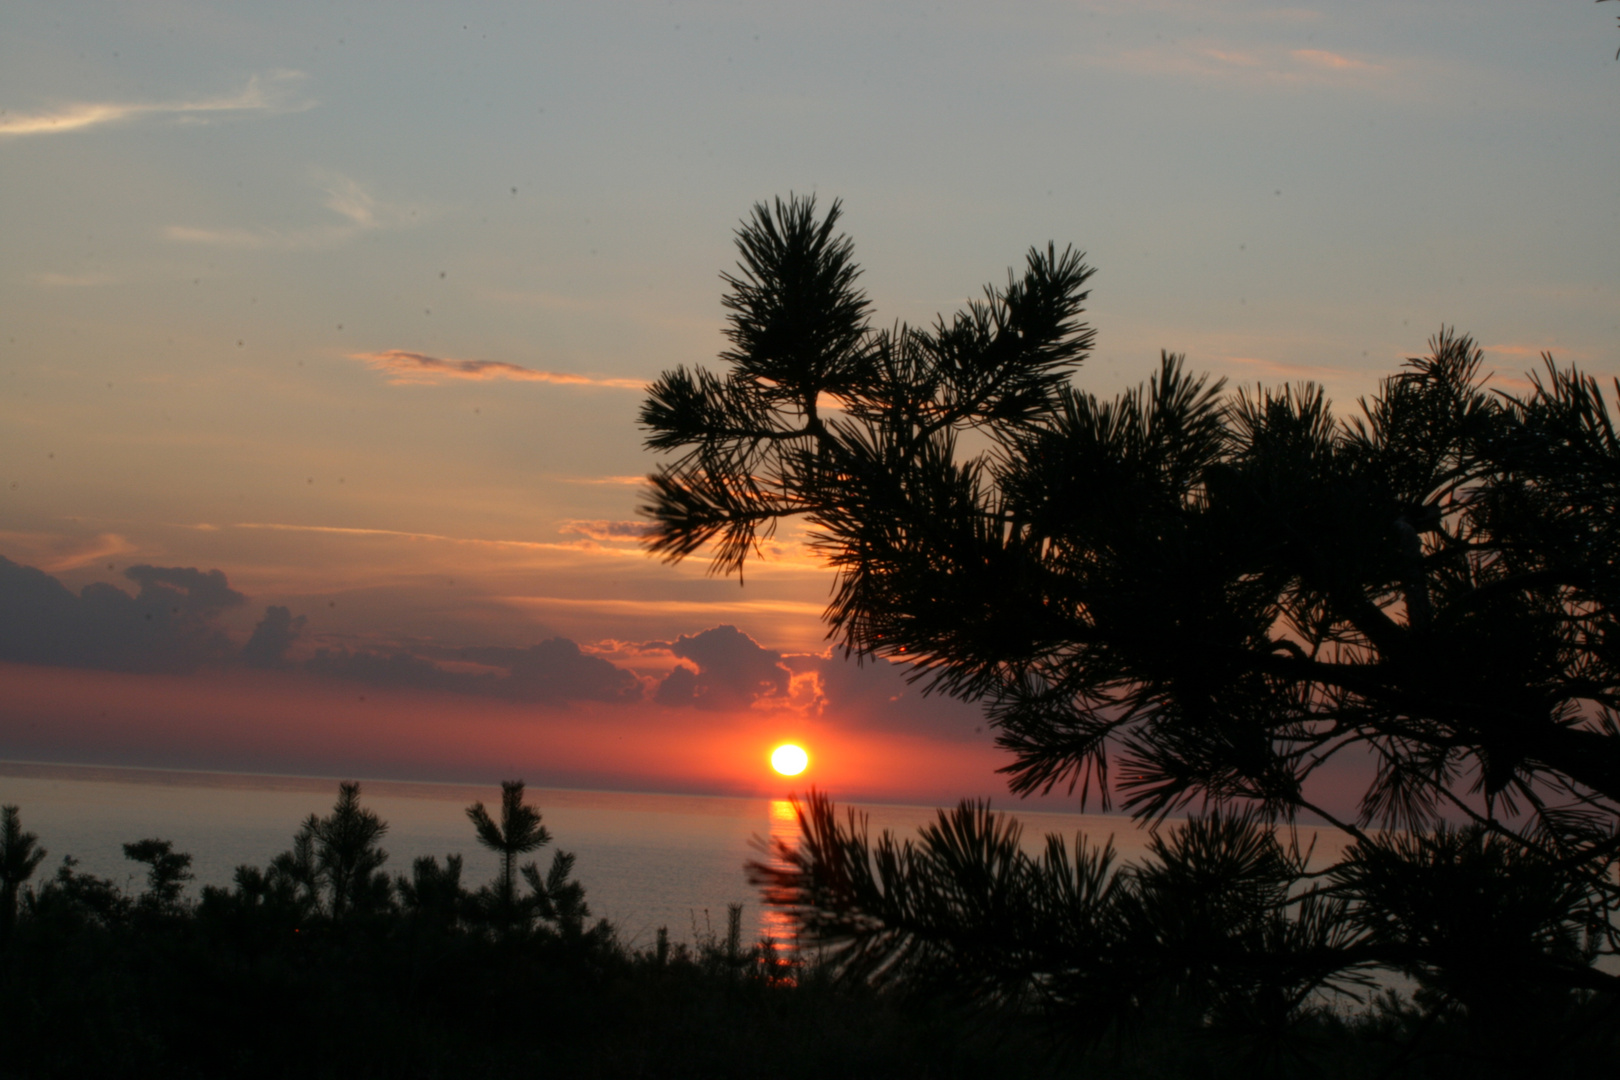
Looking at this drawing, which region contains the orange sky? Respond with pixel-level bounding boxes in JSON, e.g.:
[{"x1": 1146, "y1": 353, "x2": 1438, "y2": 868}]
[{"x1": 0, "y1": 659, "x2": 1029, "y2": 806}]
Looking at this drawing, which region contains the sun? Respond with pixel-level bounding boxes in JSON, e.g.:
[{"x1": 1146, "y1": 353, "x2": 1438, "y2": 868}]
[{"x1": 771, "y1": 743, "x2": 809, "y2": 776}]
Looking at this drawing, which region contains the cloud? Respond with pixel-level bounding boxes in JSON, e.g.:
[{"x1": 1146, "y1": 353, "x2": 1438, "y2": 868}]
[
  {"x1": 1481, "y1": 344, "x2": 1552, "y2": 359},
  {"x1": 0, "y1": 551, "x2": 989, "y2": 745},
  {"x1": 559, "y1": 475, "x2": 648, "y2": 486},
  {"x1": 456, "y1": 640, "x2": 645, "y2": 703},
  {"x1": 622, "y1": 625, "x2": 987, "y2": 736},
  {"x1": 1478, "y1": 343, "x2": 1597, "y2": 366},
  {"x1": 349, "y1": 350, "x2": 646, "y2": 389},
  {"x1": 784, "y1": 651, "x2": 985, "y2": 740},
  {"x1": 1290, "y1": 48, "x2": 1377, "y2": 73},
  {"x1": 166, "y1": 170, "x2": 422, "y2": 251},
  {"x1": 316, "y1": 171, "x2": 391, "y2": 228},
  {"x1": 124, "y1": 565, "x2": 245, "y2": 613},
  {"x1": 560, "y1": 520, "x2": 655, "y2": 541},
  {"x1": 0, "y1": 544, "x2": 644, "y2": 705},
  {"x1": 221, "y1": 521, "x2": 647, "y2": 561},
  {"x1": 0, "y1": 71, "x2": 310, "y2": 139},
  {"x1": 502, "y1": 596, "x2": 826, "y2": 619},
  {"x1": 306, "y1": 637, "x2": 644, "y2": 705},
  {"x1": 163, "y1": 226, "x2": 279, "y2": 247},
  {"x1": 649, "y1": 625, "x2": 794, "y2": 711},
  {"x1": 0, "y1": 531, "x2": 136, "y2": 574},
  {"x1": 304, "y1": 647, "x2": 472, "y2": 695},
  {"x1": 241, "y1": 605, "x2": 307, "y2": 670},
  {"x1": 1095, "y1": 40, "x2": 1395, "y2": 89},
  {"x1": 0, "y1": 556, "x2": 245, "y2": 674}
]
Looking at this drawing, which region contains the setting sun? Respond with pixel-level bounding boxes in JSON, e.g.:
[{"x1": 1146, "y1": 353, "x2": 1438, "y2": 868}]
[{"x1": 771, "y1": 743, "x2": 809, "y2": 776}]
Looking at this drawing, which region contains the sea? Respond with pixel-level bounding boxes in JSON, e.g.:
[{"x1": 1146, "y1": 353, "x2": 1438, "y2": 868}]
[{"x1": 0, "y1": 760, "x2": 1351, "y2": 948}]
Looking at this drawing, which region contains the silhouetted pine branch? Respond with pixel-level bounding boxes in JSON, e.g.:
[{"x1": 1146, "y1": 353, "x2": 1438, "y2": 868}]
[{"x1": 646, "y1": 197, "x2": 1620, "y2": 1051}]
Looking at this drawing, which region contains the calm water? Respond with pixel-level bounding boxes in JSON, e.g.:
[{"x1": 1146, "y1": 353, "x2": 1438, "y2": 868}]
[{"x1": 0, "y1": 760, "x2": 1348, "y2": 947}]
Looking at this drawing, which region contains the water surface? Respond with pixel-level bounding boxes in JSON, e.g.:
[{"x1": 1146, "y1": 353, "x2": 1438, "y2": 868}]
[{"x1": 0, "y1": 760, "x2": 1348, "y2": 946}]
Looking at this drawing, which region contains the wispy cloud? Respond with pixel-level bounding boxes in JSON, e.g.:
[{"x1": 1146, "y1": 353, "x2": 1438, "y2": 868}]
[
  {"x1": 166, "y1": 169, "x2": 422, "y2": 250},
  {"x1": 0, "y1": 71, "x2": 310, "y2": 139},
  {"x1": 559, "y1": 475, "x2": 649, "y2": 487},
  {"x1": 1478, "y1": 343, "x2": 1599, "y2": 382},
  {"x1": 316, "y1": 171, "x2": 392, "y2": 228},
  {"x1": 1481, "y1": 343, "x2": 1565, "y2": 360},
  {"x1": 560, "y1": 520, "x2": 655, "y2": 542},
  {"x1": 224, "y1": 521, "x2": 638, "y2": 555},
  {"x1": 1216, "y1": 355, "x2": 1352, "y2": 383},
  {"x1": 1290, "y1": 48, "x2": 1378, "y2": 73},
  {"x1": 349, "y1": 350, "x2": 647, "y2": 389},
  {"x1": 1095, "y1": 40, "x2": 1395, "y2": 89},
  {"x1": 500, "y1": 596, "x2": 827, "y2": 619},
  {"x1": 0, "y1": 531, "x2": 136, "y2": 573}
]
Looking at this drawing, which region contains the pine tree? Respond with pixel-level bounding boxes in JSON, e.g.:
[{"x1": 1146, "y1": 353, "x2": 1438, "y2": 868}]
[
  {"x1": 0, "y1": 805, "x2": 47, "y2": 948},
  {"x1": 467, "y1": 780, "x2": 550, "y2": 926},
  {"x1": 309, "y1": 782, "x2": 389, "y2": 919},
  {"x1": 644, "y1": 196, "x2": 1620, "y2": 1042}
]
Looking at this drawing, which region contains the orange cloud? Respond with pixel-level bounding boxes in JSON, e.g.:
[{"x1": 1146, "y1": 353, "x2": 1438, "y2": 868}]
[
  {"x1": 1216, "y1": 355, "x2": 1351, "y2": 382},
  {"x1": 0, "y1": 531, "x2": 136, "y2": 573},
  {"x1": 1479, "y1": 343, "x2": 1599, "y2": 365},
  {"x1": 499, "y1": 595, "x2": 826, "y2": 619},
  {"x1": 226, "y1": 520, "x2": 627, "y2": 554},
  {"x1": 559, "y1": 475, "x2": 648, "y2": 486},
  {"x1": 350, "y1": 350, "x2": 646, "y2": 389}
]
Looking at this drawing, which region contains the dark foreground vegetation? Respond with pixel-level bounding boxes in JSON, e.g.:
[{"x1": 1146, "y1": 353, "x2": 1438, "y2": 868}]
[
  {"x1": 0, "y1": 785, "x2": 1018, "y2": 1080},
  {"x1": 1, "y1": 783, "x2": 1615, "y2": 1079}
]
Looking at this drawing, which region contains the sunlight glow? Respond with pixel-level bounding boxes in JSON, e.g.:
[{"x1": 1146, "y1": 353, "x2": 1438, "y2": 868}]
[{"x1": 771, "y1": 744, "x2": 808, "y2": 776}]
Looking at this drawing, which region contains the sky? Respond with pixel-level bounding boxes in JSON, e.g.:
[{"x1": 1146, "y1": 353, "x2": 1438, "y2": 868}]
[{"x1": 2, "y1": 1, "x2": 1617, "y2": 808}]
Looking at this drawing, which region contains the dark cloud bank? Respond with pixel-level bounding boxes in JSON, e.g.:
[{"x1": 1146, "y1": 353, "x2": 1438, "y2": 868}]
[
  {"x1": 0, "y1": 556, "x2": 244, "y2": 673},
  {"x1": 306, "y1": 639, "x2": 642, "y2": 705},
  {"x1": 0, "y1": 556, "x2": 981, "y2": 735},
  {"x1": 654, "y1": 625, "x2": 791, "y2": 710}
]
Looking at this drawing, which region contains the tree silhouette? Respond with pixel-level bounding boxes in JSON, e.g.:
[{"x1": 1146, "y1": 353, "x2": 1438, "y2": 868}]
[
  {"x1": 309, "y1": 781, "x2": 390, "y2": 919},
  {"x1": 0, "y1": 805, "x2": 47, "y2": 948},
  {"x1": 521, "y1": 849, "x2": 592, "y2": 938},
  {"x1": 644, "y1": 196, "x2": 1620, "y2": 1037},
  {"x1": 467, "y1": 779, "x2": 551, "y2": 926},
  {"x1": 396, "y1": 853, "x2": 466, "y2": 932},
  {"x1": 123, "y1": 838, "x2": 194, "y2": 912},
  {"x1": 270, "y1": 813, "x2": 322, "y2": 913}
]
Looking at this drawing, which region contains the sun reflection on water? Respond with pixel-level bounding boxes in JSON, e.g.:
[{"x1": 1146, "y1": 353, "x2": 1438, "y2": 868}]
[{"x1": 761, "y1": 798, "x2": 802, "y2": 945}]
